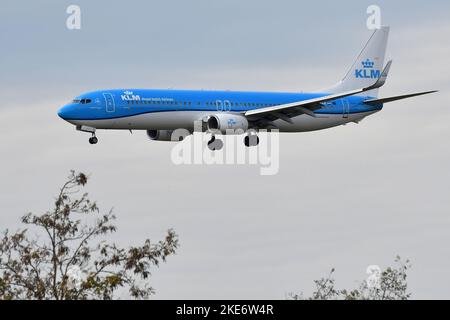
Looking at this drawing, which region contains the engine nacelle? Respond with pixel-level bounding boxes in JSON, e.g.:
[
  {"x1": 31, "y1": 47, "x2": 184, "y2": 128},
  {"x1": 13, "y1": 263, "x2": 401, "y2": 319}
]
[
  {"x1": 146, "y1": 129, "x2": 174, "y2": 141},
  {"x1": 207, "y1": 113, "x2": 248, "y2": 134},
  {"x1": 146, "y1": 129, "x2": 190, "y2": 142}
]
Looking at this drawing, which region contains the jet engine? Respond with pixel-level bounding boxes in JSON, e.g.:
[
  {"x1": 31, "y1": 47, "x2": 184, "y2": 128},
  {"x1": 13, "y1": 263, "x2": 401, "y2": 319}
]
[
  {"x1": 206, "y1": 113, "x2": 248, "y2": 134},
  {"x1": 146, "y1": 129, "x2": 190, "y2": 141},
  {"x1": 146, "y1": 129, "x2": 174, "y2": 141}
]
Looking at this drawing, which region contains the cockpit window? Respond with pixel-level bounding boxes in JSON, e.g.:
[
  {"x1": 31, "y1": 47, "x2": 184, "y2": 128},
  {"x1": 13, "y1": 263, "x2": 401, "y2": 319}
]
[
  {"x1": 80, "y1": 99, "x2": 92, "y2": 104},
  {"x1": 72, "y1": 99, "x2": 81, "y2": 103}
]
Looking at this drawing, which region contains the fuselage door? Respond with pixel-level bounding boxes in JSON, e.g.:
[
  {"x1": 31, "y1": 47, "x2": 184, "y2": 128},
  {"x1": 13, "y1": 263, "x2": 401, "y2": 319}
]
[
  {"x1": 215, "y1": 100, "x2": 223, "y2": 112},
  {"x1": 103, "y1": 93, "x2": 115, "y2": 112},
  {"x1": 342, "y1": 99, "x2": 350, "y2": 118},
  {"x1": 224, "y1": 100, "x2": 231, "y2": 112}
]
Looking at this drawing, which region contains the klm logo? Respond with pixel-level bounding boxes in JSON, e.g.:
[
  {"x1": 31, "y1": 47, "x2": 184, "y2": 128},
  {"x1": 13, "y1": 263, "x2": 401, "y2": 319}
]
[
  {"x1": 355, "y1": 59, "x2": 381, "y2": 79},
  {"x1": 227, "y1": 118, "x2": 237, "y2": 127},
  {"x1": 121, "y1": 90, "x2": 141, "y2": 101}
]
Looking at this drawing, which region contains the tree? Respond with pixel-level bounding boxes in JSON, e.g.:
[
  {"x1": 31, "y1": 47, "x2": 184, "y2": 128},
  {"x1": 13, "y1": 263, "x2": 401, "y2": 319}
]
[
  {"x1": 289, "y1": 256, "x2": 411, "y2": 300},
  {"x1": 0, "y1": 171, "x2": 178, "y2": 300}
]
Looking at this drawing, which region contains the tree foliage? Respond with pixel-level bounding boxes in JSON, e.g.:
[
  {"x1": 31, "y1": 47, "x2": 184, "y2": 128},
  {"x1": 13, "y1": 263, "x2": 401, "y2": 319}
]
[
  {"x1": 0, "y1": 171, "x2": 178, "y2": 300},
  {"x1": 290, "y1": 256, "x2": 411, "y2": 300}
]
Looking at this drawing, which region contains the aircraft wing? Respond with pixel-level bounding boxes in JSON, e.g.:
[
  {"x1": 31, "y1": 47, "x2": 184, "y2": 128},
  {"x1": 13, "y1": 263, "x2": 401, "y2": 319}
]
[{"x1": 245, "y1": 61, "x2": 392, "y2": 123}]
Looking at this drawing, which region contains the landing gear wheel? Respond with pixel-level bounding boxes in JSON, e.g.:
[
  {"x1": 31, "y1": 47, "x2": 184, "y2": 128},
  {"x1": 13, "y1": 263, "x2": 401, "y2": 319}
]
[
  {"x1": 244, "y1": 134, "x2": 259, "y2": 147},
  {"x1": 207, "y1": 136, "x2": 223, "y2": 151},
  {"x1": 89, "y1": 136, "x2": 98, "y2": 145}
]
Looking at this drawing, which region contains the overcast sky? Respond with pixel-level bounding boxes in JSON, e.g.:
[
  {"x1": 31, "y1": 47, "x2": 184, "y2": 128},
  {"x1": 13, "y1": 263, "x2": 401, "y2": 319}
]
[{"x1": 1, "y1": 0, "x2": 450, "y2": 299}]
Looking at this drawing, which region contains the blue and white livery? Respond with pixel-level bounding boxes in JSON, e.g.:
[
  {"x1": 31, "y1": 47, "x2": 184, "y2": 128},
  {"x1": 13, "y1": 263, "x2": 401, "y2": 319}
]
[{"x1": 58, "y1": 27, "x2": 436, "y2": 148}]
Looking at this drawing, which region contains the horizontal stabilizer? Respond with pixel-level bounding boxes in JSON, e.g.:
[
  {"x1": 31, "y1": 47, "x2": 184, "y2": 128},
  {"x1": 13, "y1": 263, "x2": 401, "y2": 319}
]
[{"x1": 364, "y1": 90, "x2": 438, "y2": 105}]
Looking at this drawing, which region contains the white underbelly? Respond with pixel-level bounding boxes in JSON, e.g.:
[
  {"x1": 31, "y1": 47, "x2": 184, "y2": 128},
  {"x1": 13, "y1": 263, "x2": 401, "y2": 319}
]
[{"x1": 69, "y1": 110, "x2": 378, "y2": 132}]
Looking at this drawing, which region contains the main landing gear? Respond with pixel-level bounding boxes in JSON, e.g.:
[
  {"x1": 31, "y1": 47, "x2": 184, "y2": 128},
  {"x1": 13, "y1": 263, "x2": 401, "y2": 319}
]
[
  {"x1": 207, "y1": 132, "x2": 260, "y2": 151},
  {"x1": 244, "y1": 132, "x2": 259, "y2": 147},
  {"x1": 207, "y1": 135, "x2": 223, "y2": 151}
]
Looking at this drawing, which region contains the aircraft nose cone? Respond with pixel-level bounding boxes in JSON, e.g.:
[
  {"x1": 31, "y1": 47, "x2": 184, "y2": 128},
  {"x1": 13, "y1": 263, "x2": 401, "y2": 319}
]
[{"x1": 58, "y1": 105, "x2": 70, "y2": 120}]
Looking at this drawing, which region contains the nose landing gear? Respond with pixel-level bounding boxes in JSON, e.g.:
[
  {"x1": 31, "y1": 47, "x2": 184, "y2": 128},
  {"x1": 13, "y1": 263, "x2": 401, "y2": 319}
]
[
  {"x1": 76, "y1": 125, "x2": 98, "y2": 145},
  {"x1": 88, "y1": 134, "x2": 98, "y2": 145}
]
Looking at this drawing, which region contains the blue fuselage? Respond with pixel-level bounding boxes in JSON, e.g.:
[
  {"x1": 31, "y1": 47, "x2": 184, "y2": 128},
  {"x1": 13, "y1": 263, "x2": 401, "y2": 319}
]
[{"x1": 57, "y1": 89, "x2": 382, "y2": 132}]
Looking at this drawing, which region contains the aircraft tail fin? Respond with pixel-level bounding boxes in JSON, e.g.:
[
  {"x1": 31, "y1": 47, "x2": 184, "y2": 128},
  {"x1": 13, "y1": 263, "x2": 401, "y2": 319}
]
[{"x1": 326, "y1": 26, "x2": 390, "y2": 97}]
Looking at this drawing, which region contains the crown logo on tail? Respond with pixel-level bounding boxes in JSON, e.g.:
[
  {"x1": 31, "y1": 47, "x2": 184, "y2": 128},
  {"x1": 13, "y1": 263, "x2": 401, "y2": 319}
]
[{"x1": 362, "y1": 59, "x2": 375, "y2": 69}]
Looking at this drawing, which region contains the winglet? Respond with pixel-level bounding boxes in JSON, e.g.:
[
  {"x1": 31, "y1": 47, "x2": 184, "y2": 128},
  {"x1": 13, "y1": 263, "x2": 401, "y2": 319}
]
[{"x1": 367, "y1": 60, "x2": 392, "y2": 90}]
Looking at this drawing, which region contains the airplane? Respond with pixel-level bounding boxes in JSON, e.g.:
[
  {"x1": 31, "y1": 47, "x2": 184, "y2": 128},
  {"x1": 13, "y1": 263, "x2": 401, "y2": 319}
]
[{"x1": 58, "y1": 26, "x2": 436, "y2": 150}]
